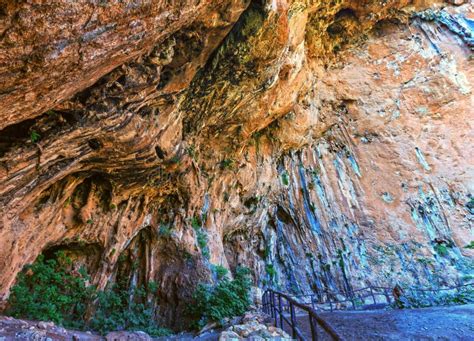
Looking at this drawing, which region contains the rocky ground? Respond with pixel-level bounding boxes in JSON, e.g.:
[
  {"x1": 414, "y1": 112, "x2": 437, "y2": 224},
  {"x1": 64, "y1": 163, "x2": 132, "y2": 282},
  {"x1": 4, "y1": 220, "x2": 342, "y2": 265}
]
[{"x1": 0, "y1": 311, "x2": 290, "y2": 341}]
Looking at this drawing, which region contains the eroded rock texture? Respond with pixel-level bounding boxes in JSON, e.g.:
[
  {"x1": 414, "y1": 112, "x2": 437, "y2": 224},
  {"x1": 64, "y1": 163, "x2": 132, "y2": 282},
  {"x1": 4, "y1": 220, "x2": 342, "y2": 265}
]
[{"x1": 0, "y1": 0, "x2": 473, "y2": 329}]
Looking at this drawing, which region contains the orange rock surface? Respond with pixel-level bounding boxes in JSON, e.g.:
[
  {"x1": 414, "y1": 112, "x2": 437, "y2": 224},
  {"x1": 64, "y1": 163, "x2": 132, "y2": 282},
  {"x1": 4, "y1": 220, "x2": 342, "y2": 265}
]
[{"x1": 0, "y1": 0, "x2": 472, "y2": 328}]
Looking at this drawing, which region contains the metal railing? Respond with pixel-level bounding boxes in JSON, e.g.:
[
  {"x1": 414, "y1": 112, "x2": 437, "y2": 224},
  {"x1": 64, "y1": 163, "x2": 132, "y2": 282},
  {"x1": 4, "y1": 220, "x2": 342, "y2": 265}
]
[
  {"x1": 262, "y1": 289, "x2": 344, "y2": 341},
  {"x1": 294, "y1": 282, "x2": 474, "y2": 312}
]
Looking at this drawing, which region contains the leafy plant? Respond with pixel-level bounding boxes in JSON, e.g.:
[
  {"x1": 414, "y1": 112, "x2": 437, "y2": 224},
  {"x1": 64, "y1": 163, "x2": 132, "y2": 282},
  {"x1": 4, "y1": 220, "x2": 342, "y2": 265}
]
[
  {"x1": 192, "y1": 216, "x2": 210, "y2": 259},
  {"x1": 190, "y1": 267, "x2": 252, "y2": 329},
  {"x1": 30, "y1": 130, "x2": 41, "y2": 143},
  {"x1": 90, "y1": 283, "x2": 171, "y2": 337},
  {"x1": 191, "y1": 216, "x2": 201, "y2": 230},
  {"x1": 265, "y1": 264, "x2": 276, "y2": 279},
  {"x1": 464, "y1": 241, "x2": 474, "y2": 250},
  {"x1": 159, "y1": 224, "x2": 172, "y2": 238},
  {"x1": 7, "y1": 252, "x2": 171, "y2": 336},
  {"x1": 281, "y1": 171, "x2": 289, "y2": 186},
  {"x1": 433, "y1": 243, "x2": 449, "y2": 257},
  {"x1": 212, "y1": 265, "x2": 229, "y2": 280},
  {"x1": 220, "y1": 158, "x2": 235, "y2": 170},
  {"x1": 7, "y1": 252, "x2": 95, "y2": 330}
]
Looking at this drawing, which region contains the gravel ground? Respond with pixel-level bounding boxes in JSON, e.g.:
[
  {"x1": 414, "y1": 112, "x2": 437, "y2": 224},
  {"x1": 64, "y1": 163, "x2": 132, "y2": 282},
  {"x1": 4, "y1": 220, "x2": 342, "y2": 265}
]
[{"x1": 289, "y1": 304, "x2": 474, "y2": 341}]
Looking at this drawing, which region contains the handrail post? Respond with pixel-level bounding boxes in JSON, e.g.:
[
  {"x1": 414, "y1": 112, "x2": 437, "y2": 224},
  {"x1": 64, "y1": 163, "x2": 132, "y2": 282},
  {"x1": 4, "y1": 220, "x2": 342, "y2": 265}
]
[
  {"x1": 270, "y1": 291, "x2": 274, "y2": 318},
  {"x1": 309, "y1": 312, "x2": 318, "y2": 341},
  {"x1": 278, "y1": 295, "x2": 283, "y2": 329},
  {"x1": 290, "y1": 301, "x2": 297, "y2": 339},
  {"x1": 272, "y1": 292, "x2": 278, "y2": 326},
  {"x1": 370, "y1": 287, "x2": 376, "y2": 305},
  {"x1": 384, "y1": 288, "x2": 391, "y2": 304}
]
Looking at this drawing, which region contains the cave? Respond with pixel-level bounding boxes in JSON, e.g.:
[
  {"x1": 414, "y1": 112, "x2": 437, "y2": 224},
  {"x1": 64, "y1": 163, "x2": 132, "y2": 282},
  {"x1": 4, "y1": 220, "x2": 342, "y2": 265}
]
[{"x1": 0, "y1": 0, "x2": 473, "y2": 338}]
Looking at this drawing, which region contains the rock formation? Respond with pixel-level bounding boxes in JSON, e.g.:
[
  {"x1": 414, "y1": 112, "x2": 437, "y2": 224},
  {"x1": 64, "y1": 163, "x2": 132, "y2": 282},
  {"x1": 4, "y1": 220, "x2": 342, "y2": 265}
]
[{"x1": 0, "y1": 0, "x2": 472, "y2": 330}]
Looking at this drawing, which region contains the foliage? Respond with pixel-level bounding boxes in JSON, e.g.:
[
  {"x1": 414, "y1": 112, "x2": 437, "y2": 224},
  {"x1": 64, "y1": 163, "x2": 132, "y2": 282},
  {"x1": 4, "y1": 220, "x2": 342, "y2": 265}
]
[
  {"x1": 265, "y1": 264, "x2": 276, "y2": 279},
  {"x1": 433, "y1": 243, "x2": 449, "y2": 257},
  {"x1": 416, "y1": 257, "x2": 433, "y2": 266},
  {"x1": 281, "y1": 171, "x2": 289, "y2": 186},
  {"x1": 190, "y1": 267, "x2": 252, "y2": 329},
  {"x1": 192, "y1": 216, "x2": 210, "y2": 259},
  {"x1": 7, "y1": 252, "x2": 94, "y2": 330},
  {"x1": 191, "y1": 216, "x2": 201, "y2": 229},
  {"x1": 90, "y1": 283, "x2": 171, "y2": 337},
  {"x1": 159, "y1": 224, "x2": 172, "y2": 238},
  {"x1": 393, "y1": 286, "x2": 474, "y2": 309},
  {"x1": 7, "y1": 252, "x2": 171, "y2": 336},
  {"x1": 464, "y1": 241, "x2": 474, "y2": 250},
  {"x1": 220, "y1": 158, "x2": 235, "y2": 170},
  {"x1": 212, "y1": 265, "x2": 229, "y2": 280},
  {"x1": 30, "y1": 130, "x2": 41, "y2": 143}
]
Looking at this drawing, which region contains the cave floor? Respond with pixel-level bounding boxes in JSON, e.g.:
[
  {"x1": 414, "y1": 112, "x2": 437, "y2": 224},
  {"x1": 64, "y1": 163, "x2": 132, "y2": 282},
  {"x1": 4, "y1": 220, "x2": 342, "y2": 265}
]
[{"x1": 289, "y1": 304, "x2": 474, "y2": 341}]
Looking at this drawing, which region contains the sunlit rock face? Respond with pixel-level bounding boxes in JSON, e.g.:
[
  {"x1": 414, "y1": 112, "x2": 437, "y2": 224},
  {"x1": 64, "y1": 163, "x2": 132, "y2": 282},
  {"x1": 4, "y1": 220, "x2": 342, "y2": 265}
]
[{"x1": 0, "y1": 0, "x2": 472, "y2": 329}]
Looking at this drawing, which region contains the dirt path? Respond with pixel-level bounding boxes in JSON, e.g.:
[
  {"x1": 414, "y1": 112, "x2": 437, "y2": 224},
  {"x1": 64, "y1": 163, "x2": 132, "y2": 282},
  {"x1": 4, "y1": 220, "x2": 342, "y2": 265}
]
[{"x1": 286, "y1": 304, "x2": 474, "y2": 340}]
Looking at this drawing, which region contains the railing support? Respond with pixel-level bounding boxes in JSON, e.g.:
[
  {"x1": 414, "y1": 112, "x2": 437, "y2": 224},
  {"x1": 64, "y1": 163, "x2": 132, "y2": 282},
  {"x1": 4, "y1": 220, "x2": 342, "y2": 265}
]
[
  {"x1": 290, "y1": 301, "x2": 296, "y2": 339},
  {"x1": 370, "y1": 287, "x2": 376, "y2": 305},
  {"x1": 309, "y1": 313, "x2": 318, "y2": 341},
  {"x1": 272, "y1": 291, "x2": 277, "y2": 325},
  {"x1": 278, "y1": 295, "x2": 283, "y2": 329}
]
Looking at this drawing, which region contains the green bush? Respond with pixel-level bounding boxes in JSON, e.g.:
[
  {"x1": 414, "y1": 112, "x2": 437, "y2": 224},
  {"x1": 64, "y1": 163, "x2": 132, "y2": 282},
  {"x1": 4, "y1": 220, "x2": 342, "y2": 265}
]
[
  {"x1": 212, "y1": 265, "x2": 229, "y2": 280},
  {"x1": 192, "y1": 217, "x2": 210, "y2": 259},
  {"x1": 464, "y1": 241, "x2": 474, "y2": 250},
  {"x1": 190, "y1": 267, "x2": 252, "y2": 329},
  {"x1": 159, "y1": 224, "x2": 172, "y2": 238},
  {"x1": 7, "y1": 252, "x2": 171, "y2": 336},
  {"x1": 7, "y1": 252, "x2": 94, "y2": 329},
  {"x1": 433, "y1": 243, "x2": 449, "y2": 257},
  {"x1": 90, "y1": 283, "x2": 171, "y2": 337},
  {"x1": 265, "y1": 264, "x2": 276, "y2": 279},
  {"x1": 30, "y1": 130, "x2": 40, "y2": 143},
  {"x1": 281, "y1": 171, "x2": 289, "y2": 186}
]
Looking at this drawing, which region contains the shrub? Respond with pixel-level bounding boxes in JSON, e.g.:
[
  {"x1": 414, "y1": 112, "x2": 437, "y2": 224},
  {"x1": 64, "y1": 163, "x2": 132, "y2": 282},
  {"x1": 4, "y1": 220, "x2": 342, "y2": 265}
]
[
  {"x1": 433, "y1": 243, "x2": 449, "y2": 257},
  {"x1": 30, "y1": 130, "x2": 41, "y2": 143},
  {"x1": 190, "y1": 267, "x2": 252, "y2": 329},
  {"x1": 159, "y1": 224, "x2": 172, "y2": 238},
  {"x1": 90, "y1": 283, "x2": 171, "y2": 337},
  {"x1": 7, "y1": 252, "x2": 171, "y2": 336},
  {"x1": 192, "y1": 217, "x2": 210, "y2": 259},
  {"x1": 212, "y1": 265, "x2": 229, "y2": 280},
  {"x1": 281, "y1": 171, "x2": 289, "y2": 186},
  {"x1": 7, "y1": 252, "x2": 94, "y2": 330},
  {"x1": 464, "y1": 241, "x2": 474, "y2": 250},
  {"x1": 265, "y1": 264, "x2": 276, "y2": 279}
]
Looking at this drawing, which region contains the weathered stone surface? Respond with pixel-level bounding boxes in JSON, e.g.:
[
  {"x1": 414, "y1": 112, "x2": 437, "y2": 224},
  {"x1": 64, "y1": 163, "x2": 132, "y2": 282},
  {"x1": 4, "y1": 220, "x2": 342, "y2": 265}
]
[
  {"x1": 221, "y1": 311, "x2": 291, "y2": 340},
  {"x1": 0, "y1": 0, "x2": 472, "y2": 331},
  {"x1": 0, "y1": 316, "x2": 101, "y2": 340}
]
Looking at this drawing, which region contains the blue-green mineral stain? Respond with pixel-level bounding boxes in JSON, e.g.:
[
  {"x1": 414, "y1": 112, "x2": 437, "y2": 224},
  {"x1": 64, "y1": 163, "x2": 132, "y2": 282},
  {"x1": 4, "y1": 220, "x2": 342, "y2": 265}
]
[
  {"x1": 382, "y1": 192, "x2": 394, "y2": 203},
  {"x1": 415, "y1": 147, "x2": 431, "y2": 171}
]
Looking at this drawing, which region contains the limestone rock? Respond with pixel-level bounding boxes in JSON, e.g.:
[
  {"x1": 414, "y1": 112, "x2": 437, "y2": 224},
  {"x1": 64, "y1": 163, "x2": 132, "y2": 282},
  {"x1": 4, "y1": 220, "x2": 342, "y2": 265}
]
[
  {"x1": 0, "y1": 0, "x2": 473, "y2": 332},
  {"x1": 105, "y1": 331, "x2": 152, "y2": 341}
]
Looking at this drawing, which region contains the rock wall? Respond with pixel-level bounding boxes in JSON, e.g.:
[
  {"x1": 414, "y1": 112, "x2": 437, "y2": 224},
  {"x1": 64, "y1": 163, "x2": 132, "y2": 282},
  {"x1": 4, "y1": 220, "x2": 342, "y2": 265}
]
[{"x1": 0, "y1": 0, "x2": 472, "y2": 329}]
